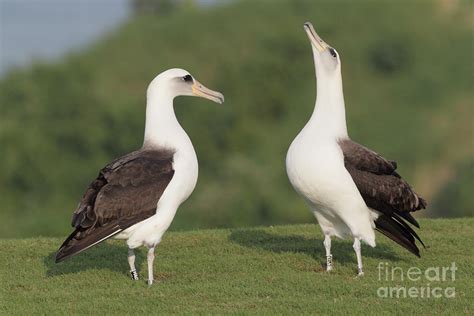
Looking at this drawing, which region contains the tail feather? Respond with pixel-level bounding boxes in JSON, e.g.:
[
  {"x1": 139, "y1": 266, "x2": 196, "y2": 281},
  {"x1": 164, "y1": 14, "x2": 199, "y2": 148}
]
[
  {"x1": 398, "y1": 211, "x2": 420, "y2": 228},
  {"x1": 392, "y1": 213, "x2": 425, "y2": 247},
  {"x1": 375, "y1": 215, "x2": 421, "y2": 257},
  {"x1": 55, "y1": 224, "x2": 121, "y2": 263},
  {"x1": 55, "y1": 212, "x2": 153, "y2": 263}
]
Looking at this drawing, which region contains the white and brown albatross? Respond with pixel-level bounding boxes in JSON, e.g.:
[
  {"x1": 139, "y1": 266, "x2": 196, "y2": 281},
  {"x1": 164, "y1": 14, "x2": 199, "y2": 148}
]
[
  {"x1": 286, "y1": 23, "x2": 426, "y2": 276},
  {"x1": 56, "y1": 68, "x2": 224, "y2": 285}
]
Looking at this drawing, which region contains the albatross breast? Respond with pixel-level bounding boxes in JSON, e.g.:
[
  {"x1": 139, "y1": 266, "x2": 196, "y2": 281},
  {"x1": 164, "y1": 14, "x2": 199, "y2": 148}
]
[{"x1": 286, "y1": 130, "x2": 376, "y2": 246}]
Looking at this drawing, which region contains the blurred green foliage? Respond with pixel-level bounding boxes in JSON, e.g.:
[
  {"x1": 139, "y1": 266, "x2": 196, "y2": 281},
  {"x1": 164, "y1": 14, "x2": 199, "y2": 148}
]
[
  {"x1": 0, "y1": 0, "x2": 472, "y2": 237},
  {"x1": 431, "y1": 160, "x2": 474, "y2": 218}
]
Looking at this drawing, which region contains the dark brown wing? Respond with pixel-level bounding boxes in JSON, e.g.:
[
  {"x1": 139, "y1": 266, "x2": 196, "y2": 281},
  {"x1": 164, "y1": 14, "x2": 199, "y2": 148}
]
[
  {"x1": 339, "y1": 139, "x2": 426, "y2": 256},
  {"x1": 56, "y1": 149, "x2": 174, "y2": 262},
  {"x1": 344, "y1": 166, "x2": 425, "y2": 216},
  {"x1": 339, "y1": 139, "x2": 398, "y2": 175}
]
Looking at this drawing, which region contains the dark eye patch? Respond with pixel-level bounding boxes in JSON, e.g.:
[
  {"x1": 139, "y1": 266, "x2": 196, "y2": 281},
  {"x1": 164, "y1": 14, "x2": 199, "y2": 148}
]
[
  {"x1": 182, "y1": 75, "x2": 193, "y2": 82},
  {"x1": 329, "y1": 48, "x2": 337, "y2": 58}
]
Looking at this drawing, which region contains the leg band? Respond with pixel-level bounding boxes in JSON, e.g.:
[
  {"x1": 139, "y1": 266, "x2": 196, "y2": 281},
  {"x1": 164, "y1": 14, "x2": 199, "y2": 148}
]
[{"x1": 130, "y1": 269, "x2": 139, "y2": 280}]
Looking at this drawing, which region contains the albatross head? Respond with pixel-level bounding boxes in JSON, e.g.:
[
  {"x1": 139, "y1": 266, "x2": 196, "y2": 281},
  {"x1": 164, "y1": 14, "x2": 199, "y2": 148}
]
[
  {"x1": 304, "y1": 22, "x2": 341, "y2": 78},
  {"x1": 147, "y1": 68, "x2": 224, "y2": 104}
]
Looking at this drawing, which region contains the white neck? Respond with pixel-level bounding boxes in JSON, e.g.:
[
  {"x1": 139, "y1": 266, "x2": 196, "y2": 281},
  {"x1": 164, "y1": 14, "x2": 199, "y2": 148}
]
[
  {"x1": 141, "y1": 85, "x2": 198, "y2": 236},
  {"x1": 307, "y1": 65, "x2": 348, "y2": 139},
  {"x1": 143, "y1": 87, "x2": 186, "y2": 149}
]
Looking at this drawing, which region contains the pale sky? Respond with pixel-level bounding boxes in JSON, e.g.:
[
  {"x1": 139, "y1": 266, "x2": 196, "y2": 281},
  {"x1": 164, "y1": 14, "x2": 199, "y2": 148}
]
[
  {"x1": 0, "y1": 0, "x2": 227, "y2": 77},
  {"x1": 0, "y1": 0, "x2": 130, "y2": 76}
]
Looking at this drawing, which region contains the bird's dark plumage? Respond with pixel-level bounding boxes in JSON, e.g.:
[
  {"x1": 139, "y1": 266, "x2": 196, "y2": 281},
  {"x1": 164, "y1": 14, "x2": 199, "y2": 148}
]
[
  {"x1": 338, "y1": 139, "x2": 426, "y2": 256},
  {"x1": 56, "y1": 149, "x2": 175, "y2": 263}
]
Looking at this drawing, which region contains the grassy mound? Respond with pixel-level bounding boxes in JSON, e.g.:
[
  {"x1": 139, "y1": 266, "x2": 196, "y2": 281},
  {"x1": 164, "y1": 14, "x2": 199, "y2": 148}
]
[{"x1": 1, "y1": 218, "x2": 472, "y2": 314}]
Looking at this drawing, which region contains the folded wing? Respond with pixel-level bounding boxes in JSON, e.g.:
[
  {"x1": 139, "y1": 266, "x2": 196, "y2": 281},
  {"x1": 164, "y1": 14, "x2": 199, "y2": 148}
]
[
  {"x1": 339, "y1": 139, "x2": 426, "y2": 256},
  {"x1": 56, "y1": 149, "x2": 175, "y2": 262}
]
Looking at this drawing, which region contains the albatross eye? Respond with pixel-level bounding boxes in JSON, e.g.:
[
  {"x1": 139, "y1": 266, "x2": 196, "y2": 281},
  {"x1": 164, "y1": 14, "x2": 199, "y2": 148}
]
[
  {"x1": 329, "y1": 48, "x2": 337, "y2": 58},
  {"x1": 182, "y1": 75, "x2": 193, "y2": 82}
]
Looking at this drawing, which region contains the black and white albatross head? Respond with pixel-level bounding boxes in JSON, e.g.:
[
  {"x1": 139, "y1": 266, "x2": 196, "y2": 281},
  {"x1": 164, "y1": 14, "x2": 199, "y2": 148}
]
[
  {"x1": 146, "y1": 68, "x2": 224, "y2": 104},
  {"x1": 304, "y1": 22, "x2": 341, "y2": 79},
  {"x1": 142, "y1": 68, "x2": 224, "y2": 147}
]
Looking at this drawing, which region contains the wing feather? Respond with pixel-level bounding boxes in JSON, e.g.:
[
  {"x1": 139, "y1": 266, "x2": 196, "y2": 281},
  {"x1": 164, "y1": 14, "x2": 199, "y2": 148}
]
[{"x1": 338, "y1": 139, "x2": 397, "y2": 175}]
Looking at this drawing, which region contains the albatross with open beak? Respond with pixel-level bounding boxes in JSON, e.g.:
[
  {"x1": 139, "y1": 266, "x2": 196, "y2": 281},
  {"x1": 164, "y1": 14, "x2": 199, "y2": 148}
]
[
  {"x1": 286, "y1": 23, "x2": 426, "y2": 276},
  {"x1": 56, "y1": 68, "x2": 224, "y2": 286}
]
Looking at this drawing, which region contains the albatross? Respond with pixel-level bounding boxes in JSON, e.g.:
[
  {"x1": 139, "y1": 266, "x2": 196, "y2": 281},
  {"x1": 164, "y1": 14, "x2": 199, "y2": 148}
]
[
  {"x1": 56, "y1": 68, "x2": 224, "y2": 285},
  {"x1": 286, "y1": 22, "x2": 426, "y2": 276}
]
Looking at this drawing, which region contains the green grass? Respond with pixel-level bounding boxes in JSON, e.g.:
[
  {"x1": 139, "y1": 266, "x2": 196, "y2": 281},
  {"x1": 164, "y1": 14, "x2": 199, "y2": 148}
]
[{"x1": 1, "y1": 218, "x2": 472, "y2": 314}]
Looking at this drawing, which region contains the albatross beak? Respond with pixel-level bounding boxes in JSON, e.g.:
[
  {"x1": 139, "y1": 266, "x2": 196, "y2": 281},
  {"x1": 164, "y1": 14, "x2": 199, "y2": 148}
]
[
  {"x1": 304, "y1": 22, "x2": 329, "y2": 53},
  {"x1": 192, "y1": 80, "x2": 224, "y2": 104}
]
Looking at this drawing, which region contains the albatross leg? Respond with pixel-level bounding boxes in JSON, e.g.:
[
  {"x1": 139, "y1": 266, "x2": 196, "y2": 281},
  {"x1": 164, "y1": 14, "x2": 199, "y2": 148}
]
[
  {"x1": 128, "y1": 248, "x2": 139, "y2": 280},
  {"x1": 353, "y1": 238, "x2": 364, "y2": 276},
  {"x1": 147, "y1": 247, "x2": 155, "y2": 286},
  {"x1": 323, "y1": 235, "x2": 333, "y2": 271}
]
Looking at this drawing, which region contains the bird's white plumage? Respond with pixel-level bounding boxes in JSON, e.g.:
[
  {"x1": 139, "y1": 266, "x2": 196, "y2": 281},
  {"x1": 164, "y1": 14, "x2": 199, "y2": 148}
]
[{"x1": 286, "y1": 27, "x2": 377, "y2": 248}]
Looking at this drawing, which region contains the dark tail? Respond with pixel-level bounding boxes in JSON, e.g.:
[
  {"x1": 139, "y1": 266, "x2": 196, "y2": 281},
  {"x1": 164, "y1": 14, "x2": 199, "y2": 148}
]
[
  {"x1": 55, "y1": 213, "x2": 153, "y2": 263},
  {"x1": 55, "y1": 224, "x2": 121, "y2": 263},
  {"x1": 375, "y1": 214, "x2": 424, "y2": 257}
]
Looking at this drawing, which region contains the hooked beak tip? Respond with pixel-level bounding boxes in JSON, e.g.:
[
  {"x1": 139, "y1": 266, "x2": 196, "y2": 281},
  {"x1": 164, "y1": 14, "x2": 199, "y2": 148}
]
[
  {"x1": 215, "y1": 94, "x2": 224, "y2": 104},
  {"x1": 192, "y1": 81, "x2": 224, "y2": 105}
]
